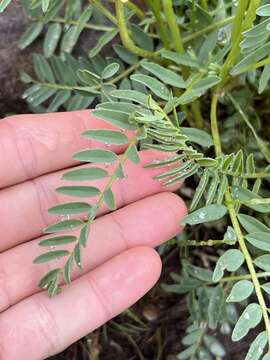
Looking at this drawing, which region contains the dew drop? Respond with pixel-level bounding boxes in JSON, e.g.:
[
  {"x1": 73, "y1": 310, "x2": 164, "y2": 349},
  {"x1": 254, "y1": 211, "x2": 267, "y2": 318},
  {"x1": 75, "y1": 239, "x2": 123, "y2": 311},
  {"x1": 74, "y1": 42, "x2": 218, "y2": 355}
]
[
  {"x1": 244, "y1": 312, "x2": 250, "y2": 320},
  {"x1": 198, "y1": 211, "x2": 206, "y2": 220}
]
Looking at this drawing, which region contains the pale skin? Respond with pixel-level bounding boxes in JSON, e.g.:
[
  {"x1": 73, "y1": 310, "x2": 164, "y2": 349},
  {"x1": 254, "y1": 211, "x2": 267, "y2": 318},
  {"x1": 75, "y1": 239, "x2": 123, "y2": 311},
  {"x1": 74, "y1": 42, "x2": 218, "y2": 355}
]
[{"x1": 0, "y1": 110, "x2": 187, "y2": 360}]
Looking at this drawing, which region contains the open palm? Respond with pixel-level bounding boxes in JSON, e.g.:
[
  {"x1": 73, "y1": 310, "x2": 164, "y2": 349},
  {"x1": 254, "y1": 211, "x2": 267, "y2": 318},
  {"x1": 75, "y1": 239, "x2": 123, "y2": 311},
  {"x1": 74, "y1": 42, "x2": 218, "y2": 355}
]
[{"x1": 0, "y1": 110, "x2": 187, "y2": 359}]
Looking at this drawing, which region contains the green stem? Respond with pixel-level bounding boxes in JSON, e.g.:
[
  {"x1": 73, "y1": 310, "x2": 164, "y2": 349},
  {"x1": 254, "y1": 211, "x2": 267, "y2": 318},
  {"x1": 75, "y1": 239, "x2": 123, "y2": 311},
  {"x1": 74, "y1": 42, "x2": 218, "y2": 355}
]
[
  {"x1": 91, "y1": 0, "x2": 118, "y2": 25},
  {"x1": 226, "y1": 197, "x2": 270, "y2": 351},
  {"x1": 179, "y1": 239, "x2": 235, "y2": 247},
  {"x1": 145, "y1": 0, "x2": 170, "y2": 49},
  {"x1": 162, "y1": 0, "x2": 203, "y2": 128},
  {"x1": 44, "y1": 16, "x2": 115, "y2": 32},
  {"x1": 124, "y1": 0, "x2": 145, "y2": 20},
  {"x1": 201, "y1": 0, "x2": 208, "y2": 10},
  {"x1": 115, "y1": 0, "x2": 157, "y2": 59},
  {"x1": 32, "y1": 63, "x2": 139, "y2": 92},
  {"x1": 211, "y1": 89, "x2": 270, "y2": 353},
  {"x1": 219, "y1": 0, "x2": 249, "y2": 85},
  {"x1": 162, "y1": 0, "x2": 185, "y2": 54},
  {"x1": 221, "y1": 272, "x2": 270, "y2": 283},
  {"x1": 210, "y1": 93, "x2": 222, "y2": 156},
  {"x1": 182, "y1": 16, "x2": 234, "y2": 44}
]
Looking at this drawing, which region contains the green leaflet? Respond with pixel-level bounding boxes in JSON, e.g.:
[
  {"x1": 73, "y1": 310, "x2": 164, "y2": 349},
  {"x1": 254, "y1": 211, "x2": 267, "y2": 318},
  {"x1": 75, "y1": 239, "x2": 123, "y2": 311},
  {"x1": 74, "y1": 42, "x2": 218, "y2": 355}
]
[
  {"x1": 231, "y1": 42, "x2": 270, "y2": 75},
  {"x1": 181, "y1": 127, "x2": 213, "y2": 147},
  {"x1": 89, "y1": 29, "x2": 119, "y2": 58},
  {"x1": 103, "y1": 188, "x2": 116, "y2": 210},
  {"x1": 182, "y1": 329, "x2": 204, "y2": 346},
  {"x1": 130, "y1": 23, "x2": 154, "y2": 51},
  {"x1": 208, "y1": 285, "x2": 225, "y2": 329},
  {"x1": 160, "y1": 49, "x2": 200, "y2": 68},
  {"x1": 226, "y1": 280, "x2": 254, "y2": 303},
  {"x1": 245, "y1": 232, "x2": 270, "y2": 252},
  {"x1": 101, "y1": 63, "x2": 120, "y2": 79},
  {"x1": 42, "y1": 0, "x2": 65, "y2": 23},
  {"x1": 259, "y1": 64, "x2": 270, "y2": 94},
  {"x1": 190, "y1": 170, "x2": 210, "y2": 211},
  {"x1": 62, "y1": 167, "x2": 109, "y2": 181},
  {"x1": 261, "y1": 282, "x2": 270, "y2": 295},
  {"x1": 96, "y1": 101, "x2": 139, "y2": 114},
  {"x1": 238, "y1": 214, "x2": 270, "y2": 233},
  {"x1": 178, "y1": 76, "x2": 221, "y2": 104},
  {"x1": 192, "y1": 76, "x2": 221, "y2": 92},
  {"x1": 223, "y1": 226, "x2": 237, "y2": 244},
  {"x1": 110, "y1": 89, "x2": 148, "y2": 106},
  {"x1": 48, "y1": 202, "x2": 92, "y2": 214},
  {"x1": 232, "y1": 304, "x2": 262, "y2": 341},
  {"x1": 43, "y1": 23, "x2": 62, "y2": 58},
  {"x1": 34, "y1": 250, "x2": 70, "y2": 264},
  {"x1": 232, "y1": 186, "x2": 270, "y2": 213},
  {"x1": 141, "y1": 62, "x2": 186, "y2": 88},
  {"x1": 0, "y1": 0, "x2": 12, "y2": 12},
  {"x1": 43, "y1": 219, "x2": 83, "y2": 233},
  {"x1": 212, "y1": 249, "x2": 244, "y2": 282},
  {"x1": 245, "y1": 331, "x2": 268, "y2": 360},
  {"x1": 82, "y1": 129, "x2": 129, "y2": 145},
  {"x1": 63, "y1": 256, "x2": 73, "y2": 284},
  {"x1": 126, "y1": 144, "x2": 140, "y2": 164},
  {"x1": 113, "y1": 44, "x2": 138, "y2": 65},
  {"x1": 206, "y1": 172, "x2": 220, "y2": 205},
  {"x1": 79, "y1": 224, "x2": 90, "y2": 247},
  {"x1": 254, "y1": 255, "x2": 270, "y2": 271},
  {"x1": 38, "y1": 268, "x2": 61, "y2": 289},
  {"x1": 77, "y1": 69, "x2": 100, "y2": 86},
  {"x1": 182, "y1": 204, "x2": 227, "y2": 226},
  {"x1": 42, "y1": 0, "x2": 50, "y2": 12},
  {"x1": 73, "y1": 149, "x2": 118, "y2": 163},
  {"x1": 56, "y1": 186, "x2": 101, "y2": 198},
  {"x1": 130, "y1": 74, "x2": 170, "y2": 100},
  {"x1": 47, "y1": 90, "x2": 71, "y2": 112},
  {"x1": 203, "y1": 335, "x2": 225, "y2": 357},
  {"x1": 257, "y1": 4, "x2": 270, "y2": 16},
  {"x1": 93, "y1": 108, "x2": 136, "y2": 130},
  {"x1": 39, "y1": 235, "x2": 77, "y2": 246},
  {"x1": 18, "y1": 22, "x2": 43, "y2": 50},
  {"x1": 33, "y1": 54, "x2": 55, "y2": 82},
  {"x1": 74, "y1": 243, "x2": 82, "y2": 269}
]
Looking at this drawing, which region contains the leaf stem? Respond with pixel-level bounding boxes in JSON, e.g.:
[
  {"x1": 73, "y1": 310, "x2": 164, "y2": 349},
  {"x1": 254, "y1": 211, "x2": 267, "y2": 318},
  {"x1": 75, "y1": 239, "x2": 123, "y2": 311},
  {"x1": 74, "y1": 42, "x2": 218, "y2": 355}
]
[
  {"x1": 211, "y1": 82, "x2": 270, "y2": 354},
  {"x1": 226, "y1": 196, "x2": 270, "y2": 351},
  {"x1": 91, "y1": 0, "x2": 118, "y2": 25},
  {"x1": 145, "y1": 0, "x2": 170, "y2": 49},
  {"x1": 162, "y1": 0, "x2": 185, "y2": 54},
  {"x1": 35, "y1": 16, "x2": 115, "y2": 32},
  {"x1": 115, "y1": 0, "x2": 157, "y2": 59}
]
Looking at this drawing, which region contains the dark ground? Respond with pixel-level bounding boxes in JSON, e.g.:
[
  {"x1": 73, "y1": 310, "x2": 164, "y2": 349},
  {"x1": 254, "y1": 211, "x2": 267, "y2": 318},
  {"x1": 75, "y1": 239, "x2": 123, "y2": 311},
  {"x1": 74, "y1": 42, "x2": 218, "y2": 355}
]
[{"x1": 0, "y1": 3, "x2": 249, "y2": 359}]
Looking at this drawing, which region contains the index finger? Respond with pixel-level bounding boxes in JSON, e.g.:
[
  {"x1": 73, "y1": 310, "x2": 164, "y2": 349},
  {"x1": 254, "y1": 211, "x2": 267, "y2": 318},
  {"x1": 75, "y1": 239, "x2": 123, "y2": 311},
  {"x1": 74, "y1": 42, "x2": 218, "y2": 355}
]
[{"x1": 0, "y1": 110, "x2": 129, "y2": 189}]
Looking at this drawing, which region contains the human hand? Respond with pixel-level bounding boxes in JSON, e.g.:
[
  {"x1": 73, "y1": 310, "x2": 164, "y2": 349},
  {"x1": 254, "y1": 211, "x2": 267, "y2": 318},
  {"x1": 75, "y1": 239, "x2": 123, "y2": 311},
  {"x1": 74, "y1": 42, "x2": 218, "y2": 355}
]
[{"x1": 0, "y1": 110, "x2": 187, "y2": 359}]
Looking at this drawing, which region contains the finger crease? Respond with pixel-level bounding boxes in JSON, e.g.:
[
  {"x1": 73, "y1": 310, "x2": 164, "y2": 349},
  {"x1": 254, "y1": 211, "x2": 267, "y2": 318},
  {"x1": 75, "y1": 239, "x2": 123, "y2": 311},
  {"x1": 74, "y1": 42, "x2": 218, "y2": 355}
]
[
  {"x1": 86, "y1": 274, "x2": 111, "y2": 320},
  {"x1": 110, "y1": 212, "x2": 129, "y2": 251},
  {"x1": 31, "y1": 178, "x2": 58, "y2": 227},
  {"x1": 30, "y1": 297, "x2": 61, "y2": 357},
  {"x1": 0, "y1": 260, "x2": 12, "y2": 312},
  {"x1": 5, "y1": 120, "x2": 37, "y2": 180}
]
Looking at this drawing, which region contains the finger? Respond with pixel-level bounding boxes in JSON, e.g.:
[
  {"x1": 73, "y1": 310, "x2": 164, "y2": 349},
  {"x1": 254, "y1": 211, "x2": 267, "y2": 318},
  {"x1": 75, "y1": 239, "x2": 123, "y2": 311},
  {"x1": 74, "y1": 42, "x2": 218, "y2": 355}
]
[
  {"x1": 0, "y1": 192, "x2": 186, "y2": 312},
  {"x1": 0, "y1": 247, "x2": 161, "y2": 360},
  {"x1": 0, "y1": 110, "x2": 130, "y2": 188},
  {"x1": 0, "y1": 150, "x2": 182, "y2": 251}
]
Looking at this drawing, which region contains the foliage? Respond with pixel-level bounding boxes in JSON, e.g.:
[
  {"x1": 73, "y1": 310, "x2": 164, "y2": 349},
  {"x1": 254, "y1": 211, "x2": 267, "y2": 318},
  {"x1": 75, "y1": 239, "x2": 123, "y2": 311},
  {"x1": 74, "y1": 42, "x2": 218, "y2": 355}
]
[{"x1": 3, "y1": 0, "x2": 270, "y2": 358}]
